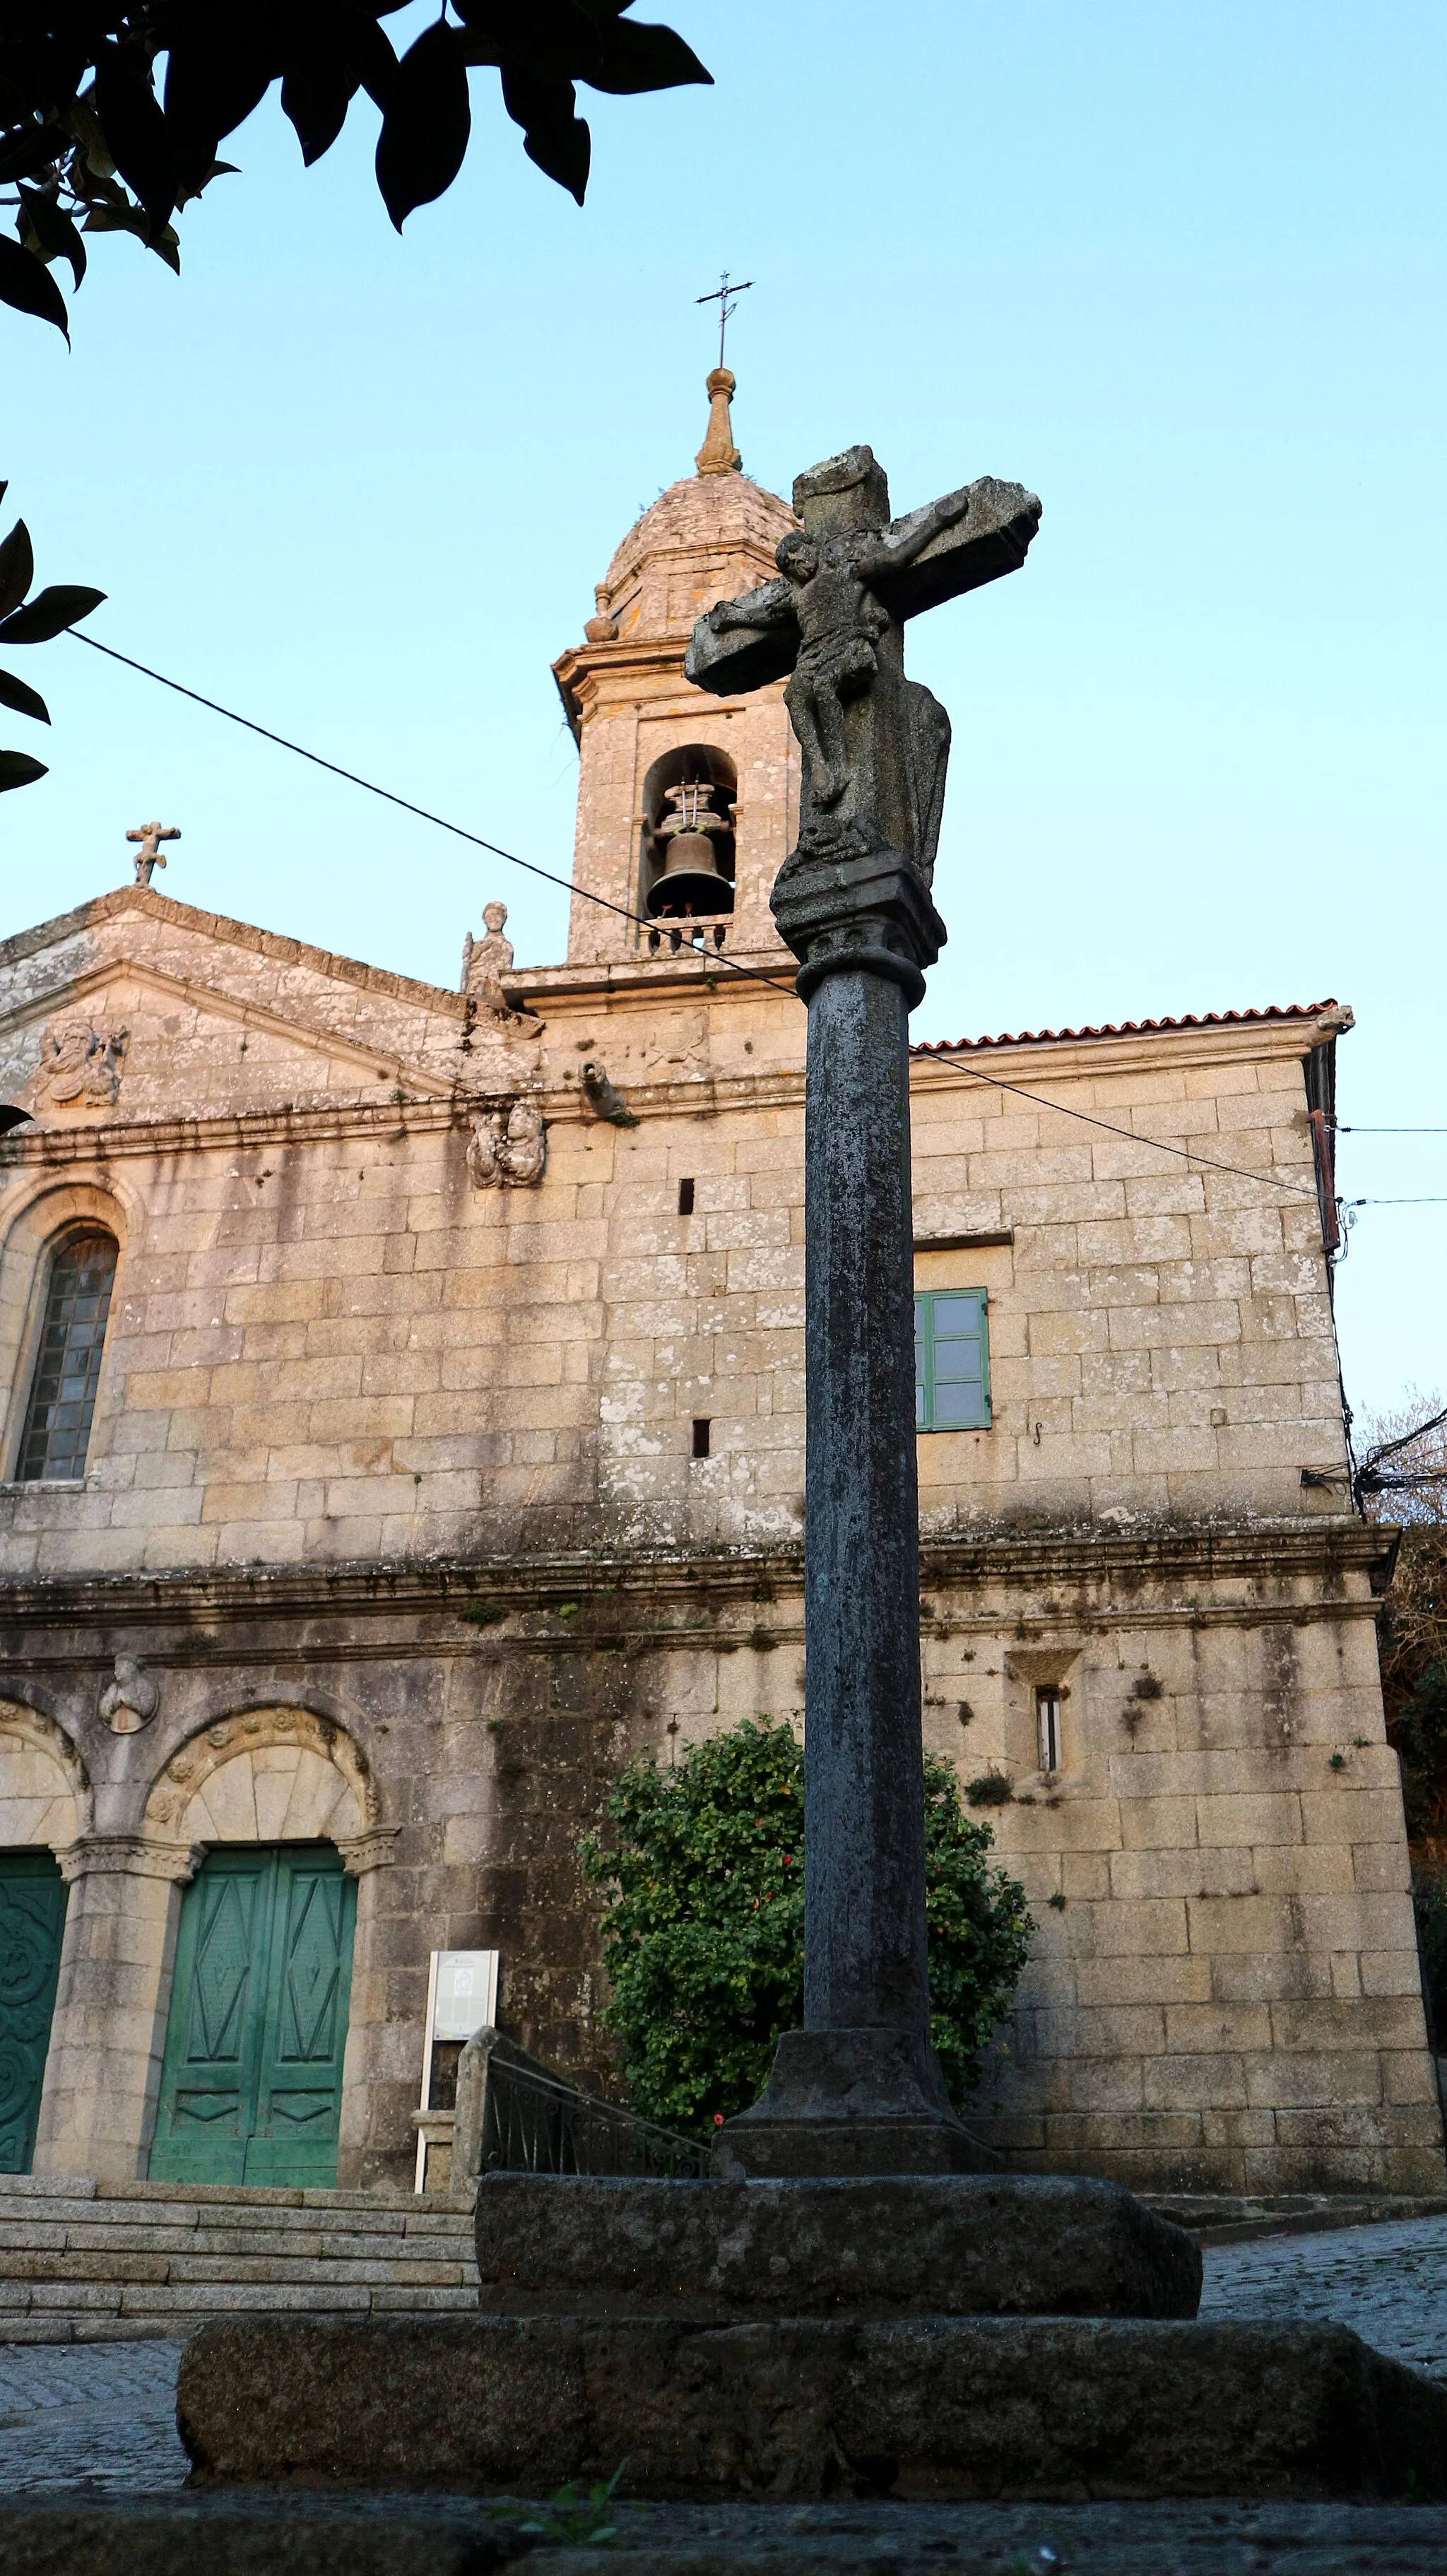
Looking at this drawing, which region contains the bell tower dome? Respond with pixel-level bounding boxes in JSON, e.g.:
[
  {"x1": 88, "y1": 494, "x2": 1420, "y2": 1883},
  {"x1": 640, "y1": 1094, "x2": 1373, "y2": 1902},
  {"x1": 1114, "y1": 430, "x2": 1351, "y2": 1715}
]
[{"x1": 553, "y1": 374, "x2": 798, "y2": 966}]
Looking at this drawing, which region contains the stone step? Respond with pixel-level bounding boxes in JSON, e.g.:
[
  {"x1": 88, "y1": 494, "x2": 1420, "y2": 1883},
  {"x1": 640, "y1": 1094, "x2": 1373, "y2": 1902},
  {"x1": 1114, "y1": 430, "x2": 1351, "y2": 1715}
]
[{"x1": 0, "y1": 2178, "x2": 481, "y2": 2340}]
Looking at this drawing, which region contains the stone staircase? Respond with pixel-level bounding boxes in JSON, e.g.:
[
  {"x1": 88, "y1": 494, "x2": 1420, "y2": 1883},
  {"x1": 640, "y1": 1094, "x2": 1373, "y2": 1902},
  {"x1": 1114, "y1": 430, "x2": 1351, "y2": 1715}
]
[{"x1": 0, "y1": 2174, "x2": 479, "y2": 2343}]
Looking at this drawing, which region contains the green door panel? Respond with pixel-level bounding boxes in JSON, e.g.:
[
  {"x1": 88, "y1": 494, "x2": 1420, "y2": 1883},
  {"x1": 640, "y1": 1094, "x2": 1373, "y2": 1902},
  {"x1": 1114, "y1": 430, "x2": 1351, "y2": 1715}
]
[
  {"x1": 246, "y1": 1853, "x2": 355, "y2": 2187},
  {"x1": 149, "y1": 1845, "x2": 355, "y2": 2188},
  {"x1": 0, "y1": 1850, "x2": 67, "y2": 2175}
]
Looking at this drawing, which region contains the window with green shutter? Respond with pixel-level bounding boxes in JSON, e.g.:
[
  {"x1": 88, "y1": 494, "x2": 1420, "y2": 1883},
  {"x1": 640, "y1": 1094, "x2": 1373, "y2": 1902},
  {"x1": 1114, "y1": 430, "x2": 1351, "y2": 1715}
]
[{"x1": 915, "y1": 1288, "x2": 991, "y2": 1431}]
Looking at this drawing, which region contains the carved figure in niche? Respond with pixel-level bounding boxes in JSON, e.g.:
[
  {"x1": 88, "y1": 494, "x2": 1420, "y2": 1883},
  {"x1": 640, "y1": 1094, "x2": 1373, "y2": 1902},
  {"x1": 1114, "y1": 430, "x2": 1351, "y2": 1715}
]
[
  {"x1": 37, "y1": 1020, "x2": 127, "y2": 1109},
  {"x1": 466, "y1": 1098, "x2": 547, "y2": 1190},
  {"x1": 99, "y1": 1653, "x2": 160, "y2": 1735},
  {"x1": 460, "y1": 902, "x2": 543, "y2": 1039}
]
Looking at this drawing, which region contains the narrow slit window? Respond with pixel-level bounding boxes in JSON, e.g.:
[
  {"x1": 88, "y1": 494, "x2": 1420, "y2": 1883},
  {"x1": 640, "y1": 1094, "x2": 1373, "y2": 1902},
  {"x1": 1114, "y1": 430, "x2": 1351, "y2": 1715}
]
[
  {"x1": 678, "y1": 1178, "x2": 695, "y2": 1215},
  {"x1": 692, "y1": 1418, "x2": 711, "y2": 1458},
  {"x1": 914, "y1": 1288, "x2": 990, "y2": 1431},
  {"x1": 1036, "y1": 1686, "x2": 1063, "y2": 1776},
  {"x1": 17, "y1": 1231, "x2": 117, "y2": 1482}
]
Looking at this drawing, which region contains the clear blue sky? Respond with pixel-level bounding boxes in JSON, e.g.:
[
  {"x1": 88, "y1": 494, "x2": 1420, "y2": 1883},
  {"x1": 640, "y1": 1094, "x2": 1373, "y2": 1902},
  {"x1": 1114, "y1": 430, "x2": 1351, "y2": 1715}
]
[{"x1": 2, "y1": 0, "x2": 1443, "y2": 1425}]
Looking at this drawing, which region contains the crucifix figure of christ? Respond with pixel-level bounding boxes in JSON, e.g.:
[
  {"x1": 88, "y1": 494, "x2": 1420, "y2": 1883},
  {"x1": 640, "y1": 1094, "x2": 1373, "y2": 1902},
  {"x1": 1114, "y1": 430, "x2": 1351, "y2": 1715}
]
[
  {"x1": 687, "y1": 447, "x2": 1041, "y2": 2174},
  {"x1": 126, "y1": 820, "x2": 180, "y2": 886}
]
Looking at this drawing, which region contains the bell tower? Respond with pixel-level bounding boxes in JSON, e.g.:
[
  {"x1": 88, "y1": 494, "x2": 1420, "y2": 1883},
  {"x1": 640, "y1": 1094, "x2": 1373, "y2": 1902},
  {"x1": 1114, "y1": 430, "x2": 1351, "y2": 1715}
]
[{"x1": 553, "y1": 374, "x2": 798, "y2": 966}]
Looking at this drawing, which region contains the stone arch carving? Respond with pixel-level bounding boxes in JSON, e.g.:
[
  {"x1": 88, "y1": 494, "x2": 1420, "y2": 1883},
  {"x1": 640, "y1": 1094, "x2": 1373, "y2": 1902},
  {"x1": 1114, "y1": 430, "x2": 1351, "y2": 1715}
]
[
  {"x1": 0, "y1": 1698, "x2": 90, "y2": 1848},
  {"x1": 142, "y1": 1705, "x2": 379, "y2": 1848}
]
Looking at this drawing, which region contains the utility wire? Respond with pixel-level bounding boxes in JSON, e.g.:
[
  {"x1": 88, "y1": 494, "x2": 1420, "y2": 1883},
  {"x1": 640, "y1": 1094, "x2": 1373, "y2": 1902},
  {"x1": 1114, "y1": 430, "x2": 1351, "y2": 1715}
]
[{"x1": 69, "y1": 627, "x2": 1386, "y2": 1216}]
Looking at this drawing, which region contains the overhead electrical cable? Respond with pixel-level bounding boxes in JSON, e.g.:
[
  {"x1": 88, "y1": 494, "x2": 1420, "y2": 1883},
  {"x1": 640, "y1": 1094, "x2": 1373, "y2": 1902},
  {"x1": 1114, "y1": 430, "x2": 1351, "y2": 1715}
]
[{"x1": 67, "y1": 627, "x2": 1406, "y2": 1216}]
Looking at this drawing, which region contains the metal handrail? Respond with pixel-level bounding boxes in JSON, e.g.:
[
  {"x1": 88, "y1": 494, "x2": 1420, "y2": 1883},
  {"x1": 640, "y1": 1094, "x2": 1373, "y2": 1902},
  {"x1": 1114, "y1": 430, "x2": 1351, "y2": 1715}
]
[{"x1": 478, "y1": 2050, "x2": 709, "y2": 2180}]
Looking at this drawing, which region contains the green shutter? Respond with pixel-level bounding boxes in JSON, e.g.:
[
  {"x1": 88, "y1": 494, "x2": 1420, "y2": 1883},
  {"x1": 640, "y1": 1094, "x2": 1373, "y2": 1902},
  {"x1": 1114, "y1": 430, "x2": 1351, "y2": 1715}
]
[{"x1": 914, "y1": 1289, "x2": 991, "y2": 1431}]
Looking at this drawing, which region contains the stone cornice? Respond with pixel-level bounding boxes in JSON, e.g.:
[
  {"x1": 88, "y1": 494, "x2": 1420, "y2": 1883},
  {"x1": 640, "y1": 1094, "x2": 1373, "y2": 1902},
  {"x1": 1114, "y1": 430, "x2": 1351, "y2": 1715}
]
[
  {"x1": 0, "y1": 1522, "x2": 1393, "y2": 1636},
  {"x1": 0, "y1": 884, "x2": 466, "y2": 1021},
  {"x1": 0, "y1": 955, "x2": 459, "y2": 1099}
]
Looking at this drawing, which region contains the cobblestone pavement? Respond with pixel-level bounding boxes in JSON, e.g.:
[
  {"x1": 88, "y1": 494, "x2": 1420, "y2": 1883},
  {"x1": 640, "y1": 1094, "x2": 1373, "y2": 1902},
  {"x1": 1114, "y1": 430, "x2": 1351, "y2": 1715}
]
[
  {"x1": 0, "y1": 2339, "x2": 188, "y2": 2491},
  {"x1": 1198, "y1": 2212, "x2": 1447, "y2": 2380},
  {"x1": 0, "y1": 2214, "x2": 1443, "y2": 2512}
]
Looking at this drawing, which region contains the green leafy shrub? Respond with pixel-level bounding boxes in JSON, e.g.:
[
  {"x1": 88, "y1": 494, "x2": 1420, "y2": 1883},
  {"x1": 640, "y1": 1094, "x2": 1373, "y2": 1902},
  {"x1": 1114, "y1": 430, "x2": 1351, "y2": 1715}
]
[{"x1": 581, "y1": 1715, "x2": 1033, "y2": 2134}]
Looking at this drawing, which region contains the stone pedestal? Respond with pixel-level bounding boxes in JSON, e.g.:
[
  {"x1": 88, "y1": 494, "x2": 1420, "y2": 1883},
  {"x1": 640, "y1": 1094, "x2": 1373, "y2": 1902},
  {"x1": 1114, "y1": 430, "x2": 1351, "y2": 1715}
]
[{"x1": 177, "y1": 2174, "x2": 1447, "y2": 2500}]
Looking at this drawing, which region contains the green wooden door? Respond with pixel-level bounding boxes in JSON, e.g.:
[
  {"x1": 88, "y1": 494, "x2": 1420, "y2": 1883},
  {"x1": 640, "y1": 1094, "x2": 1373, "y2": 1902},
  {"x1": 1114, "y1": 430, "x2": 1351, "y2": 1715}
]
[
  {"x1": 0, "y1": 1850, "x2": 67, "y2": 2174},
  {"x1": 149, "y1": 1844, "x2": 356, "y2": 2187}
]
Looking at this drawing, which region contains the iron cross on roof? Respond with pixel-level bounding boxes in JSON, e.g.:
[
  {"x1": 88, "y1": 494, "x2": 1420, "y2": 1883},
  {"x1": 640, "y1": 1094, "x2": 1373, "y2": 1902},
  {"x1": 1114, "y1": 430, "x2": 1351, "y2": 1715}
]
[
  {"x1": 126, "y1": 820, "x2": 180, "y2": 886},
  {"x1": 695, "y1": 271, "x2": 754, "y2": 370}
]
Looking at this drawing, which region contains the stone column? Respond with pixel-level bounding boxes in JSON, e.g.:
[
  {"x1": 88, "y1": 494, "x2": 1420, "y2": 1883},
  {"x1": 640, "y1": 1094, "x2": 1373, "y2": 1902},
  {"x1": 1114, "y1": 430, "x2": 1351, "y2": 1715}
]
[
  {"x1": 32, "y1": 1836, "x2": 200, "y2": 2183},
  {"x1": 719, "y1": 847, "x2": 981, "y2": 2175},
  {"x1": 335, "y1": 1826, "x2": 402, "y2": 2190}
]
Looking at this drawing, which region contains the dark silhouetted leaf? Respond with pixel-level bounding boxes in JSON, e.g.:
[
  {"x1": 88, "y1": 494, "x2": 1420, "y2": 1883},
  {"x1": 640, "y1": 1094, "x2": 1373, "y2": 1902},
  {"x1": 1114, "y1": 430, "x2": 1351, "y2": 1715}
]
[
  {"x1": 0, "y1": 668, "x2": 50, "y2": 724},
  {"x1": 0, "y1": 584, "x2": 105, "y2": 644},
  {"x1": 163, "y1": 19, "x2": 275, "y2": 196},
  {"x1": 454, "y1": 0, "x2": 604, "y2": 81},
  {"x1": 18, "y1": 187, "x2": 86, "y2": 288},
  {"x1": 0, "y1": 521, "x2": 35, "y2": 619},
  {"x1": 375, "y1": 22, "x2": 471, "y2": 232},
  {"x1": 0, "y1": 750, "x2": 48, "y2": 791},
  {"x1": 586, "y1": 16, "x2": 711, "y2": 93},
  {"x1": 175, "y1": 158, "x2": 240, "y2": 212},
  {"x1": 0, "y1": 232, "x2": 68, "y2": 338},
  {"x1": 500, "y1": 67, "x2": 589, "y2": 203},
  {"x1": 94, "y1": 43, "x2": 176, "y2": 230},
  {"x1": 280, "y1": 54, "x2": 358, "y2": 166},
  {"x1": 0, "y1": 123, "x2": 64, "y2": 186}
]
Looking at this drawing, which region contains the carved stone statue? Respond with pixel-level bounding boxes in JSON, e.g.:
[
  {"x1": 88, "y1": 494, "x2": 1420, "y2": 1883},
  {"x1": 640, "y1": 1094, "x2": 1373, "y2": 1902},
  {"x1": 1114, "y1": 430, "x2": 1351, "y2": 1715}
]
[
  {"x1": 37, "y1": 1020, "x2": 126, "y2": 1109},
  {"x1": 461, "y1": 902, "x2": 543, "y2": 1040},
  {"x1": 99, "y1": 1653, "x2": 160, "y2": 1735},
  {"x1": 467, "y1": 1098, "x2": 547, "y2": 1190},
  {"x1": 686, "y1": 450, "x2": 1040, "y2": 894},
  {"x1": 126, "y1": 820, "x2": 180, "y2": 886}
]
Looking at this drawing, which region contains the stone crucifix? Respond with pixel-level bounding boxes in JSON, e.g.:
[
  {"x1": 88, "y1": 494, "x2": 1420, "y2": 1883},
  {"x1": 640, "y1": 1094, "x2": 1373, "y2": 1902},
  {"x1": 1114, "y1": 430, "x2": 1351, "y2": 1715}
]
[
  {"x1": 127, "y1": 820, "x2": 180, "y2": 886},
  {"x1": 686, "y1": 447, "x2": 1040, "y2": 2175}
]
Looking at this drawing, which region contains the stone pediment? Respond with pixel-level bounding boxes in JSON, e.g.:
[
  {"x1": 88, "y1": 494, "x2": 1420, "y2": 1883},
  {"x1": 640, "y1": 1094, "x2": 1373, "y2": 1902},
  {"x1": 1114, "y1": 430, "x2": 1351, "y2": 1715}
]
[{"x1": 0, "y1": 888, "x2": 543, "y2": 1128}]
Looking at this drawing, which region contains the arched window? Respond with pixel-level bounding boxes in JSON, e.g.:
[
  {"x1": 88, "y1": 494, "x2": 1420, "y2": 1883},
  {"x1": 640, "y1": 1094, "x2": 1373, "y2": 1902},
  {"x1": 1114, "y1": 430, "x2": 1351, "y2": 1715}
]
[
  {"x1": 17, "y1": 1231, "x2": 117, "y2": 1482},
  {"x1": 640, "y1": 745, "x2": 737, "y2": 922}
]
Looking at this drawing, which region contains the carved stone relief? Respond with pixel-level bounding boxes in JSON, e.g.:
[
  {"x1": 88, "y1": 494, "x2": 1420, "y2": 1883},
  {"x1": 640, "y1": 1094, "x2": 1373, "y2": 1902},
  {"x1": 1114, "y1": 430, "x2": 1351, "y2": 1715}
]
[
  {"x1": 98, "y1": 1653, "x2": 160, "y2": 1735},
  {"x1": 467, "y1": 1099, "x2": 547, "y2": 1190},
  {"x1": 35, "y1": 1020, "x2": 127, "y2": 1110}
]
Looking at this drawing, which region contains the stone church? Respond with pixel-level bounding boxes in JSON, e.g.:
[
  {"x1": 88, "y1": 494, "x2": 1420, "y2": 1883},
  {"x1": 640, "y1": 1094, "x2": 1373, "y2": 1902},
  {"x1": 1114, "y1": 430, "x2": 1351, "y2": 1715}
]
[{"x1": 0, "y1": 374, "x2": 1437, "y2": 2202}]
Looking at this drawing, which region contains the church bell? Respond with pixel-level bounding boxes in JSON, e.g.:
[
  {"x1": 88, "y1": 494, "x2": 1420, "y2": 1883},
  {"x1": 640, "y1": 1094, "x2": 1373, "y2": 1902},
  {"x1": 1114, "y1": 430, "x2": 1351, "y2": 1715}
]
[{"x1": 646, "y1": 780, "x2": 736, "y2": 918}]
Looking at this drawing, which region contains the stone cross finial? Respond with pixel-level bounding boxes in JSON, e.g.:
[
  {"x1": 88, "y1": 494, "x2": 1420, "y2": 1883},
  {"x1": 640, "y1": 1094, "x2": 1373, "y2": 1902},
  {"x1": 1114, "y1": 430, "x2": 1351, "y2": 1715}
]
[
  {"x1": 686, "y1": 445, "x2": 1041, "y2": 2178},
  {"x1": 126, "y1": 821, "x2": 180, "y2": 886}
]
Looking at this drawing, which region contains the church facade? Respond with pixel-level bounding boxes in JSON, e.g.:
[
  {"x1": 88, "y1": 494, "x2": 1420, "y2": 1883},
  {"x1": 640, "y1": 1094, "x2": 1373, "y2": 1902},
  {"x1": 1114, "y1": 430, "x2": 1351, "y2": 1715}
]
[{"x1": 0, "y1": 379, "x2": 1438, "y2": 2199}]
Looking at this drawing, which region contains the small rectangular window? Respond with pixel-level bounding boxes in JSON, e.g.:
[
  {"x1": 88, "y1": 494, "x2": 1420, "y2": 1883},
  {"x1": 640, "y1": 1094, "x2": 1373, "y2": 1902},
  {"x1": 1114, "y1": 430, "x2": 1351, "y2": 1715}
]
[
  {"x1": 1036, "y1": 1687, "x2": 1063, "y2": 1775},
  {"x1": 692, "y1": 1417, "x2": 711, "y2": 1458},
  {"x1": 914, "y1": 1288, "x2": 990, "y2": 1432},
  {"x1": 678, "y1": 1178, "x2": 695, "y2": 1215}
]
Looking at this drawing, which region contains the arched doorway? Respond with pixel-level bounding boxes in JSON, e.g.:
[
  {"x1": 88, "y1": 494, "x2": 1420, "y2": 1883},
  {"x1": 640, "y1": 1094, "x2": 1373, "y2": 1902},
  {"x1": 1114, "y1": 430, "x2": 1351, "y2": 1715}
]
[
  {"x1": 143, "y1": 1710, "x2": 374, "y2": 2189},
  {"x1": 149, "y1": 1843, "x2": 355, "y2": 2187}
]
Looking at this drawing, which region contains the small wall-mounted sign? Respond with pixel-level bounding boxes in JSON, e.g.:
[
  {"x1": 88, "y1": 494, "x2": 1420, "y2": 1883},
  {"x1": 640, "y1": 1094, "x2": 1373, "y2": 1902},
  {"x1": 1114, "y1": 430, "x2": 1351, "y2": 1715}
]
[{"x1": 429, "y1": 1949, "x2": 500, "y2": 2042}]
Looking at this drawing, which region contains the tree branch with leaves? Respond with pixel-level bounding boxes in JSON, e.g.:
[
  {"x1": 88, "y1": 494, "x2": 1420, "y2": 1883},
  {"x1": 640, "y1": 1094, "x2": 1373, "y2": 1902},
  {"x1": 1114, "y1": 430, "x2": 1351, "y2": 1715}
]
[{"x1": 0, "y1": 3, "x2": 712, "y2": 341}]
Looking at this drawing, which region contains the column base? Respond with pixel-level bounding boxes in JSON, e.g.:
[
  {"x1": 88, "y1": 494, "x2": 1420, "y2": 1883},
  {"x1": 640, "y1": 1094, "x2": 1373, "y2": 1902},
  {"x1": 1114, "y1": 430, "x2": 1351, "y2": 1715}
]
[{"x1": 714, "y1": 2028, "x2": 998, "y2": 2178}]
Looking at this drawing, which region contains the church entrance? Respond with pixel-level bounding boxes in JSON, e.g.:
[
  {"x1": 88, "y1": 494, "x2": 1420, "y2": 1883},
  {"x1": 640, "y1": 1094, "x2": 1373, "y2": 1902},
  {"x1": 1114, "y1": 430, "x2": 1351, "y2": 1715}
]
[
  {"x1": 0, "y1": 1850, "x2": 67, "y2": 2174},
  {"x1": 150, "y1": 1843, "x2": 356, "y2": 2188}
]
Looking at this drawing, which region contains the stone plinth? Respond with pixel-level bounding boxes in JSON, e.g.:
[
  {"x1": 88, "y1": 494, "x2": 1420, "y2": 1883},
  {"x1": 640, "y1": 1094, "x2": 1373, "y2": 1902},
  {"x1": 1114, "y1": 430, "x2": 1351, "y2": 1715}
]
[
  {"x1": 472, "y1": 2172, "x2": 1203, "y2": 2321},
  {"x1": 175, "y1": 2173, "x2": 1447, "y2": 2502},
  {"x1": 179, "y1": 2310, "x2": 1447, "y2": 2500}
]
